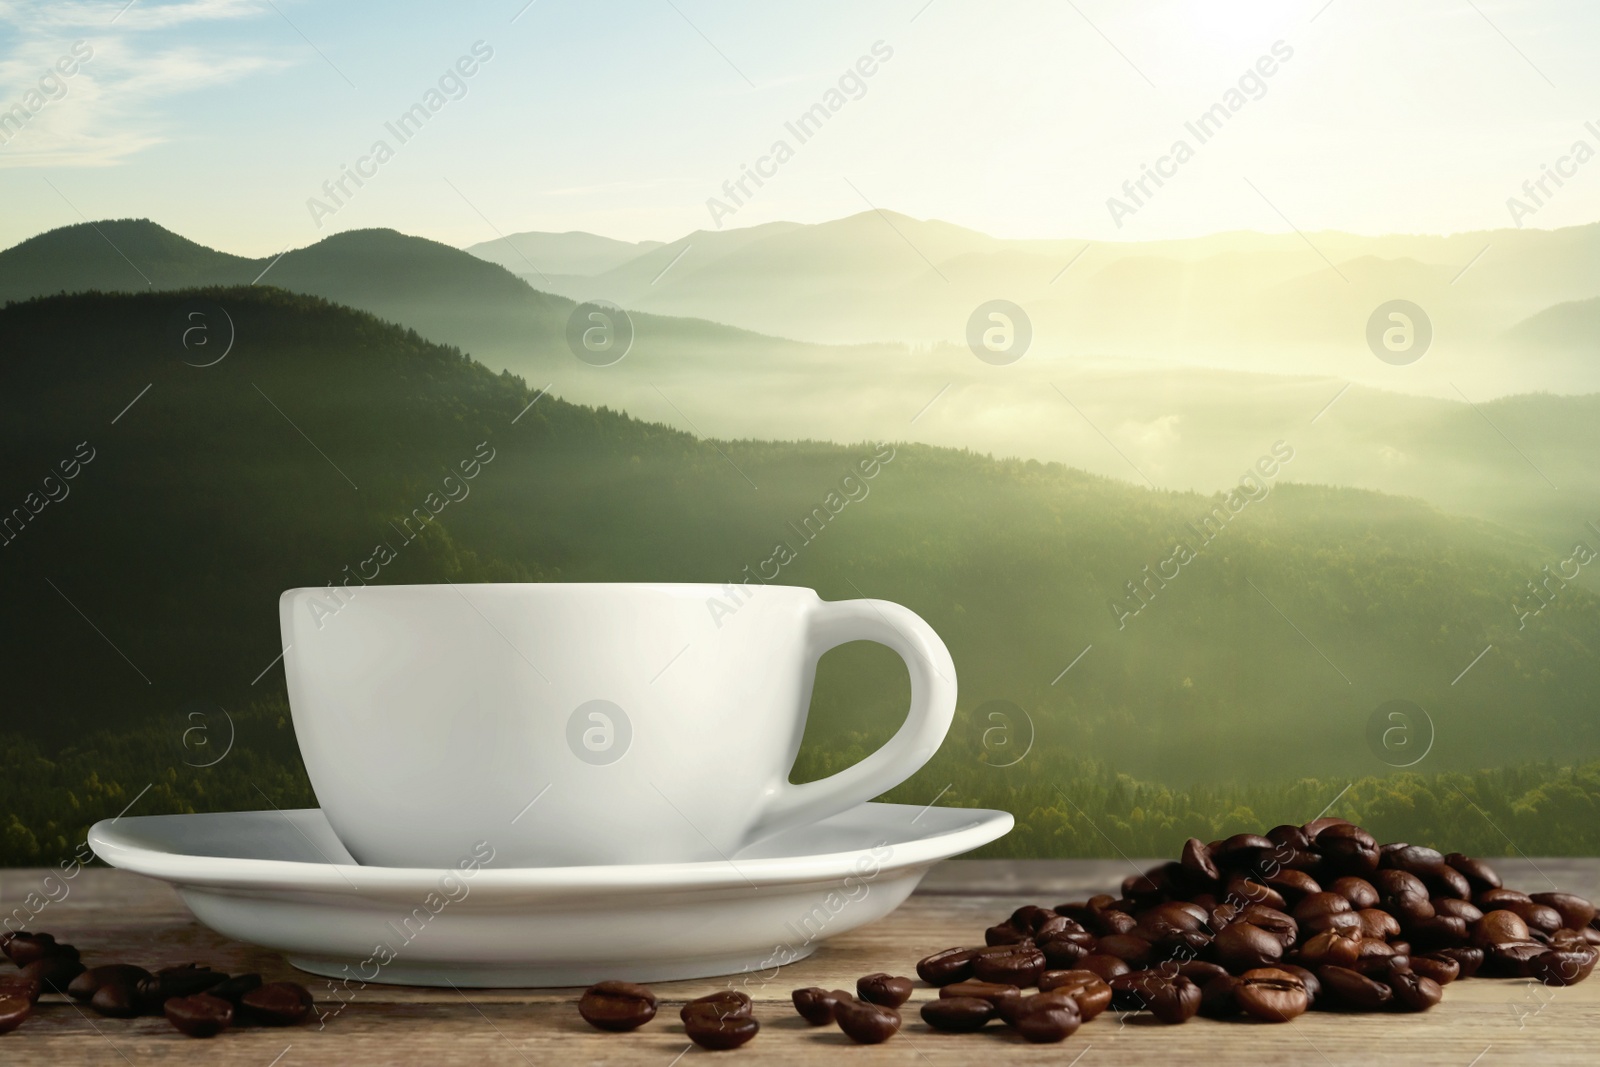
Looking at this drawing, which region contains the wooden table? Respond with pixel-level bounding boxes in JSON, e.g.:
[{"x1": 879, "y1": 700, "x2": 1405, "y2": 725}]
[{"x1": 3, "y1": 859, "x2": 1597, "y2": 1064}]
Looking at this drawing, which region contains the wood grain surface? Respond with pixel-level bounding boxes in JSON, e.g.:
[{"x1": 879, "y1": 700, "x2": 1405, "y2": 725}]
[{"x1": 1, "y1": 859, "x2": 1595, "y2": 1065}]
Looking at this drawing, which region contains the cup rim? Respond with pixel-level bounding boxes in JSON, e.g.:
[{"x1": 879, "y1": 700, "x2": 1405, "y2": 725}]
[{"x1": 281, "y1": 581, "x2": 826, "y2": 597}]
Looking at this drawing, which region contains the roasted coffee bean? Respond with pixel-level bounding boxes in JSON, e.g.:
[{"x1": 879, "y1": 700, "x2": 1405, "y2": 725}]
[
  {"x1": 1268, "y1": 824, "x2": 1314, "y2": 851},
  {"x1": 681, "y1": 990, "x2": 752, "y2": 1023},
  {"x1": 1008, "y1": 992, "x2": 1081, "y2": 1043},
  {"x1": 1040, "y1": 929, "x2": 1096, "y2": 968},
  {"x1": 1318, "y1": 965, "x2": 1393, "y2": 1010},
  {"x1": 1410, "y1": 953, "x2": 1461, "y2": 985},
  {"x1": 1180, "y1": 837, "x2": 1221, "y2": 882},
  {"x1": 1234, "y1": 968, "x2": 1309, "y2": 1022},
  {"x1": 67, "y1": 964, "x2": 152, "y2": 1003},
  {"x1": 1303, "y1": 816, "x2": 1350, "y2": 837},
  {"x1": 1215, "y1": 922, "x2": 1283, "y2": 971},
  {"x1": 686, "y1": 1014, "x2": 759, "y2": 1051},
  {"x1": 1214, "y1": 833, "x2": 1275, "y2": 866},
  {"x1": 1446, "y1": 853, "x2": 1502, "y2": 891},
  {"x1": 1330, "y1": 877, "x2": 1379, "y2": 910},
  {"x1": 1406, "y1": 915, "x2": 1469, "y2": 950},
  {"x1": 1433, "y1": 898, "x2": 1484, "y2": 924},
  {"x1": 1429, "y1": 865, "x2": 1472, "y2": 901},
  {"x1": 1264, "y1": 869, "x2": 1321, "y2": 901},
  {"x1": 1176, "y1": 960, "x2": 1230, "y2": 985},
  {"x1": 19, "y1": 954, "x2": 85, "y2": 994},
  {"x1": 1, "y1": 932, "x2": 69, "y2": 967},
  {"x1": 1117, "y1": 974, "x2": 1200, "y2": 1023},
  {"x1": 90, "y1": 980, "x2": 145, "y2": 1018},
  {"x1": 1351, "y1": 953, "x2": 1410, "y2": 979},
  {"x1": 0, "y1": 994, "x2": 33, "y2": 1034},
  {"x1": 1237, "y1": 904, "x2": 1299, "y2": 947},
  {"x1": 1037, "y1": 971, "x2": 1111, "y2": 1019},
  {"x1": 207, "y1": 974, "x2": 263, "y2": 1005},
  {"x1": 1531, "y1": 892, "x2": 1598, "y2": 931},
  {"x1": 164, "y1": 993, "x2": 234, "y2": 1038},
  {"x1": 834, "y1": 997, "x2": 900, "y2": 1044},
  {"x1": 985, "y1": 922, "x2": 1031, "y2": 946},
  {"x1": 1094, "y1": 910, "x2": 1139, "y2": 937},
  {"x1": 1076, "y1": 954, "x2": 1130, "y2": 982},
  {"x1": 1532, "y1": 946, "x2": 1600, "y2": 987},
  {"x1": 920, "y1": 996, "x2": 995, "y2": 1032},
  {"x1": 148, "y1": 963, "x2": 228, "y2": 1002},
  {"x1": 1386, "y1": 970, "x2": 1443, "y2": 1012},
  {"x1": 1431, "y1": 946, "x2": 1484, "y2": 979},
  {"x1": 1477, "y1": 887, "x2": 1532, "y2": 908},
  {"x1": 916, "y1": 946, "x2": 977, "y2": 986},
  {"x1": 1487, "y1": 941, "x2": 1549, "y2": 978},
  {"x1": 1475, "y1": 909, "x2": 1531, "y2": 947},
  {"x1": 1198, "y1": 974, "x2": 1242, "y2": 1018},
  {"x1": 855, "y1": 973, "x2": 912, "y2": 1008},
  {"x1": 1011, "y1": 904, "x2": 1056, "y2": 931},
  {"x1": 240, "y1": 982, "x2": 314, "y2": 1027},
  {"x1": 1356, "y1": 908, "x2": 1402, "y2": 941},
  {"x1": 1382, "y1": 845, "x2": 1447, "y2": 878},
  {"x1": 971, "y1": 943, "x2": 1046, "y2": 986},
  {"x1": 1298, "y1": 928, "x2": 1363, "y2": 969},
  {"x1": 0, "y1": 974, "x2": 41, "y2": 1005},
  {"x1": 578, "y1": 981, "x2": 658, "y2": 1032},
  {"x1": 940, "y1": 980, "x2": 1022, "y2": 1007},
  {"x1": 792, "y1": 988, "x2": 838, "y2": 1025},
  {"x1": 1317, "y1": 824, "x2": 1380, "y2": 875},
  {"x1": 1503, "y1": 901, "x2": 1564, "y2": 935},
  {"x1": 1278, "y1": 963, "x2": 1321, "y2": 1006},
  {"x1": 1293, "y1": 891, "x2": 1353, "y2": 923},
  {"x1": 1094, "y1": 934, "x2": 1153, "y2": 966}
]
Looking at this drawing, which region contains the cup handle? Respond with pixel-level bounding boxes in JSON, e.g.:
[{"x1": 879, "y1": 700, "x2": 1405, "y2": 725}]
[{"x1": 747, "y1": 597, "x2": 957, "y2": 844}]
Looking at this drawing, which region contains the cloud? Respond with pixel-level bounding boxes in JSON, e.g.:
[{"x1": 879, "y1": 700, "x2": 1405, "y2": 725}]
[{"x1": 0, "y1": 0, "x2": 291, "y2": 168}]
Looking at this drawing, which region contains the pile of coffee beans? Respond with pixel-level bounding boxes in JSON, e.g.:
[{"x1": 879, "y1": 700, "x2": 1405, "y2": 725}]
[
  {"x1": 0, "y1": 931, "x2": 314, "y2": 1039},
  {"x1": 578, "y1": 818, "x2": 1597, "y2": 1049}
]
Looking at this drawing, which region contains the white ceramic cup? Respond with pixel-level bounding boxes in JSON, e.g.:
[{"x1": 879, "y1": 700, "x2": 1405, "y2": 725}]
[{"x1": 279, "y1": 583, "x2": 956, "y2": 868}]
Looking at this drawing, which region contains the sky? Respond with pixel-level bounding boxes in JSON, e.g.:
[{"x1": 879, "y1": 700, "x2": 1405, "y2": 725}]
[{"x1": 0, "y1": 0, "x2": 1597, "y2": 256}]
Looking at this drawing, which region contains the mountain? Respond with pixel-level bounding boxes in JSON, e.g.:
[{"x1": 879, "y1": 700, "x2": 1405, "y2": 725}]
[
  {"x1": 1506, "y1": 296, "x2": 1600, "y2": 351},
  {"x1": 0, "y1": 219, "x2": 258, "y2": 300},
  {"x1": 465, "y1": 230, "x2": 665, "y2": 278},
  {"x1": 4, "y1": 288, "x2": 1599, "y2": 786}
]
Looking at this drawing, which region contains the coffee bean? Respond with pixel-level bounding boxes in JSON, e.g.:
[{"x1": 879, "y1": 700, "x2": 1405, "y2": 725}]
[
  {"x1": 1039, "y1": 929, "x2": 1095, "y2": 968},
  {"x1": 1215, "y1": 922, "x2": 1283, "y2": 971},
  {"x1": 148, "y1": 963, "x2": 228, "y2": 1002},
  {"x1": 1008, "y1": 992, "x2": 1081, "y2": 1043},
  {"x1": 1112, "y1": 973, "x2": 1200, "y2": 1023},
  {"x1": 1433, "y1": 898, "x2": 1484, "y2": 924},
  {"x1": 1431, "y1": 945, "x2": 1484, "y2": 979},
  {"x1": 855, "y1": 973, "x2": 912, "y2": 1008},
  {"x1": 971, "y1": 943, "x2": 1046, "y2": 986},
  {"x1": 1475, "y1": 909, "x2": 1531, "y2": 947},
  {"x1": 939, "y1": 980, "x2": 1021, "y2": 1007},
  {"x1": 1531, "y1": 892, "x2": 1597, "y2": 931},
  {"x1": 1503, "y1": 901, "x2": 1564, "y2": 935},
  {"x1": 578, "y1": 981, "x2": 658, "y2": 1032},
  {"x1": 1234, "y1": 968, "x2": 1309, "y2": 1022},
  {"x1": 1385, "y1": 970, "x2": 1442, "y2": 1011},
  {"x1": 164, "y1": 993, "x2": 234, "y2": 1038},
  {"x1": 680, "y1": 990, "x2": 752, "y2": 1024},
  {"x1": 1318, "y1": 965, "x2": 1393, "y2": 1010},
  {"x1": 240, "y1": 982, "x2": 314, "y2": 1027},
  {"x1": 1477, "y1": 887, "x2": 1532, "y2": 908},
  {"x1": 686, "y1": 1014, "x2": 759, "y2": 1050},
  {"x1": 1381, "y1": 845, "x2": 1447, "y2": 879},
  {"x1": 1330, "y1": 877, "x2": 1379, "y2": 910},
  {"x1": 90, "y1": 981, "x2": 143, "y2": 1018},
  {"x1": 1357, "y1": 908, "x2": 1402, "y2": 941},
  {"x1": 67, "y1": 964, "x2": 151, "y2": 1003},
  {"x1": 1277, "y1": 963, "x2": 1321, "y2": 1006},
  {"x1": 1037, "y1": 970, "x2": 1111, "y2": 1019},
  {"x1": 208, "y1": 973, "x2": 263, "y2": 1005},
  {"x1": 834, "y1": 997, "x2": 900, "y2": 1044},
  {"x1": 1094, "y1": 934, "x2": 1153, "y2": 966},
  {"x1": 1, "y1": 932, "x2": 67, "y2": 967},
  {"x1": 791, "y1": 987, "x2": 838, "y2": 1025},
  {"x1": 0, "y1": 994, "x2": 32, "y2": 1035},
  {"x1": 1180, "y1": 837, "x2": 1221, "y2": 882},
  {"x1": 1076, "y1": 954, "x2": 1130, "y2": 982},
  {"x1": 1093, "y1": 909, "x2": 1139, "y2": 936},
  {"x1": 1487, "y1": 941, "x2": 1549, "y2": 978},
  {"x1": 920, "y1": 996, "x2": 994, "y2": 1032},
  {"x1": 1533, "y1": 946, "x2": 1600, "y2": 987},
  {"x1": 985, "y1": 922, "x2": 1031, "y2": 946},
  {"x1": 1445, "y1": 853, "x2": 1502, "y2": 891},
  {"x1": 1302, "y1": 816, "x2": 1350, "y2": 838},
  {"x1": 19, "y1": 954, "x2": 85, "y2": 994},
  {"x1": 916, "y1": 946, "x2": 977, "y2": 986},
  {"x1": 0, "y1": 974, "x2": 41, "y2": 1005},
  {"x1": 1318, "y1": 824, "x2": 1381, "y2": 875},
  {"x1": 1265, "y1": 869, "x2": 1322, "y2": 902},
  {"x1": 1298, "y1": 928, "x2": 1363, "y2": 969},
  {"x1": 1237, "y1": 904, "x2": 1299, "y2": 947},
  {"x1": 1268, "y1": 824, "x2": 1314, "y2": 851},
  {"x1": 1410, "y1": 953, "x2": 1461, "y2": 985},
  {"x1": 1429, "y1": 865, "x2": 1473, "y2": 901},
  {"x1": 1176, "y1": 960, "x2": 1230, "y2": 985}
]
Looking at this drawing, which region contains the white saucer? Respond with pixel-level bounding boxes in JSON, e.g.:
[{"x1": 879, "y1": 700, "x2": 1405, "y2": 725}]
[{"x1": 88, "y1": 802, "x2": 1011, "y2": 987}]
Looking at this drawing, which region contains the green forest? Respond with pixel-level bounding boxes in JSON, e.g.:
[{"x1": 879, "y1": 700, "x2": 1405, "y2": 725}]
[{"x1": 1, "y1": 287, "x2": 1597, "y2": 866}]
